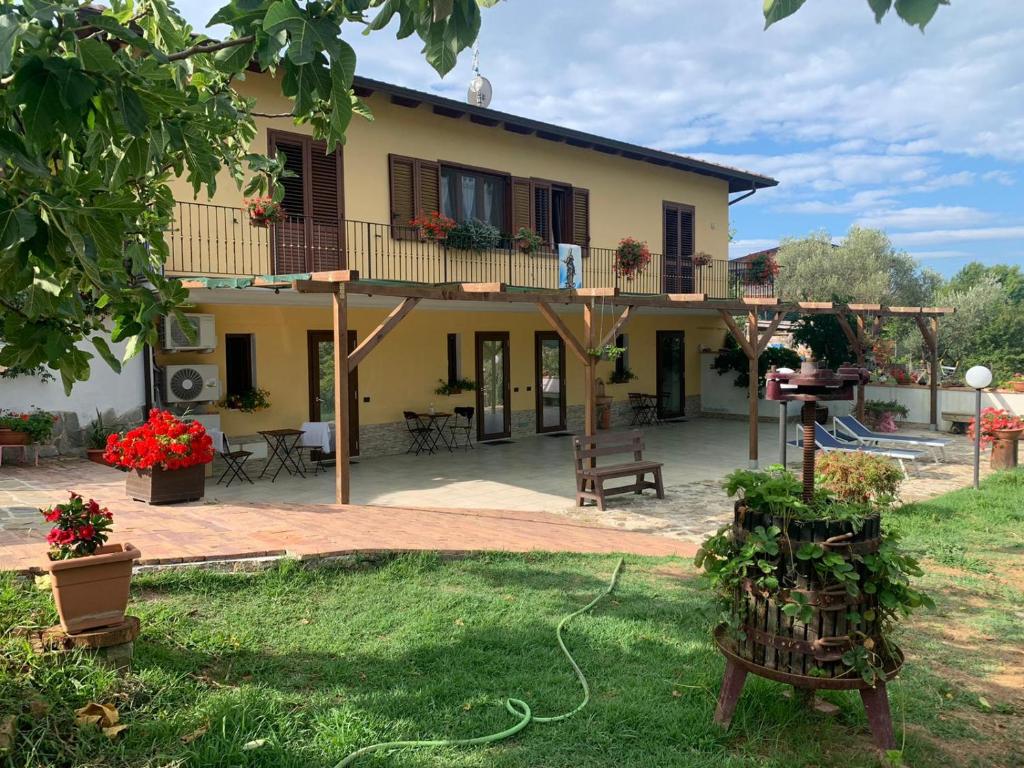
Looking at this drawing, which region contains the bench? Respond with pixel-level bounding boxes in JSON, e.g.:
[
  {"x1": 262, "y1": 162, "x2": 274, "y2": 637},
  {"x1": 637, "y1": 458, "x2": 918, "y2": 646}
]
[
  {"x1": 572, "y1": 430, "x2": 664, "y2": 511},
  {"x1": 941, "y1": 412, "x2": 973, "y2": 434}
]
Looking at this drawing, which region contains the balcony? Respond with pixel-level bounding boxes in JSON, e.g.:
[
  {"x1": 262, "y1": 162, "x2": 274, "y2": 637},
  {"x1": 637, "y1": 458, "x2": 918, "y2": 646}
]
[{"x1": 164, "y1": 201, "x2": 774, "y2": 299}]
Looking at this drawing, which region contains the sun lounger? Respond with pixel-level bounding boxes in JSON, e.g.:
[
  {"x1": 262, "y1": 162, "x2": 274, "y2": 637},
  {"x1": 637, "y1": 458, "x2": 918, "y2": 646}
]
[
  {"x1": 788, "y1": 423, "x2": 927, "y2": 477},
  {"x1": 833, "y1": 415, "x2": 950, "y2": 462}
]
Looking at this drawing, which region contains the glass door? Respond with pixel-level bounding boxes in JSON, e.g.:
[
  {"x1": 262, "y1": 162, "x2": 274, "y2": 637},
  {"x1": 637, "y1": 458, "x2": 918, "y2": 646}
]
[
  {"x1": 535, "y1": 331, "x2": 566, "y2": 433},
  {"x1": 475, "y1": 332, "x2": 511, "y2": 441},
  {"x1": 307, "y1": 330, "x2": 359, "y2": 456},
  {"x1": 656, "y1": 330, "x2": 685, "y2": 420}
]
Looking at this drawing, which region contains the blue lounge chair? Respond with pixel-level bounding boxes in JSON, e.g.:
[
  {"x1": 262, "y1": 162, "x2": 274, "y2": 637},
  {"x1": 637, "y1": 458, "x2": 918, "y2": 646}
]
[
  {"x1": 788, "y1": 422, "x2": 927, "y2": 477},
  {"x1": 833, "y1": 415, "x2": 950, "y2": 463}
]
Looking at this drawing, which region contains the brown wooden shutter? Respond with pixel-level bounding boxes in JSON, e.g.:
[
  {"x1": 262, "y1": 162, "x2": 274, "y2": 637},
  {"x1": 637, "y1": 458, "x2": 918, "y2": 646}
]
[
  {"x1": 415, "y1": 159, "x2": 440, "y2": 216},
  {"x1": 273, "y1": 137, "x2": 306, "y2": 218},
  {"x1": 571, "y1": 187, "x2": 590, "y2": 250},
  {"x1": 309, "y1": 140, "x2": 344, "y2": 271},
  {"x1": 532, "y1": 180, "x2": 552, "y2": 244},
  {"x1": 511, "y1": 176, "x2": 532, "y2": 233},
  {"x1": 663, "y1": 202, "x2": 695, "y2": 293},
  {"x1": 389, "y1": 154, "x2": 416, "y2": 239}
]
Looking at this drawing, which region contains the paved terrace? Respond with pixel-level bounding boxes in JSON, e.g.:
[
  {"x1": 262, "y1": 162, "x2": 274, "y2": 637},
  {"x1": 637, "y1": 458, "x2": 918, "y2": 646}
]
[{"x1": 1, "y1": 420, "x2": 976, "y2": 573}]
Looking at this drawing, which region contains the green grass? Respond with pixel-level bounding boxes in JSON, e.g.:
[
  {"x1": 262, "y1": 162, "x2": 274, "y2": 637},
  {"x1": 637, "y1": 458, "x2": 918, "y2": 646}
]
[{"x1": 2, "y1": 471, "x2": 1023, "y2": 768}]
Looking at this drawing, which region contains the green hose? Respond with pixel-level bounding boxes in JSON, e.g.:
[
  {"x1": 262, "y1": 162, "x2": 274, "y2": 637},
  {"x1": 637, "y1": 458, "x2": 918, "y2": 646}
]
[{"x1": 336, "y1": 557, "x2": 625, "y2": 767}]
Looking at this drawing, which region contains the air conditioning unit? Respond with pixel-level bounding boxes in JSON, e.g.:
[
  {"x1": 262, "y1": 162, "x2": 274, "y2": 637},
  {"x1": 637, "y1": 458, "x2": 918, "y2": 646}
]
[
  {"x1": 161, "y1": 313, "x2": 216, "y2": 352},
  {"x1": 163, "y1": 365, "x2": 221, "y2": 404}
]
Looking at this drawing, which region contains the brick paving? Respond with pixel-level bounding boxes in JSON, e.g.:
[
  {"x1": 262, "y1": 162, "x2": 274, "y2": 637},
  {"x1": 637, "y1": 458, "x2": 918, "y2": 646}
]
[{"x1": 0, "y1": 459, "x2": 696, "y2": 574}]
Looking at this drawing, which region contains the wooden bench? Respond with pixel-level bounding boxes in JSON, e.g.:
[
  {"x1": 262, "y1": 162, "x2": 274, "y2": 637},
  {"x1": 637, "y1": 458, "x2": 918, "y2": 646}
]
[
  {"x1": 941, "y1": 412, "x2": 973, "y2": 434},
  {"x1": 572, "y1": 430, "x2": 664, "y2": 511}
]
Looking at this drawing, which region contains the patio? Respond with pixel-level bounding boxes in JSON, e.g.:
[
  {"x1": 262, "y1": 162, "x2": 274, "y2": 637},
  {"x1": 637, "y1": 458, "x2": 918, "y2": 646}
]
[{"x1": 0, "y1": 419, "x2": 979, "y2": 573}]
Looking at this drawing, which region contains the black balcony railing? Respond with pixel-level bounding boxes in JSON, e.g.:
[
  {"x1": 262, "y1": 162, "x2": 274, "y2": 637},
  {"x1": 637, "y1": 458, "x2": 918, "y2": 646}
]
[{"x1": 164, "y1": 201, "x2": 775, "y2": 299}]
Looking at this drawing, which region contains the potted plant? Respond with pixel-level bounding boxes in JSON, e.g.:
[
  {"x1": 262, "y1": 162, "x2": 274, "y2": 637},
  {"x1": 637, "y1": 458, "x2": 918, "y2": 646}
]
[
  {"x1": 696, "y1": 461, "x2": 930, "y2": 751},
  {"x1": 969, "y1": 407, "x2": 1024, "y2": 470},
  {"x1": 691, "y1": 252, "x2": 712, "y2": 268},
  {"x1": 218, "y1": 387, "x2": 272, "y2": 413},
  {"x1": 1008, "y1": 373, "x2": 1024, "y2": 393},
  {"x1": 612, "y1": 237, "x2": 651, "y2": 281},
  {"x1": 0, "y1": 408, "x2": 58, "y2": 446},
  {"x1": 84, "y1": 410, "x2": 118, "y2": 464},
  {"x1": 245, "y1": 195, "x2": 284, "y2": 227},
  {"x1": 40, "y1": 493, "x2": 140, "y2": 633},
  {"x1": 586, "y1": 343, "x2": 627, "y2": 362},
  {"x1": 608, "y1": 368, "x2": 637, "y2": 385},
  {"x1": 103, "y1": 409, "x2": 214, "y2": 504},
  {"x1": 446, "y1": 219, "x2": 502, "y2": 251},
  {"x1": 409, "y1": 211, "x2": 457, "y2": 242},
  {"x1": 863, "y1": 399, "x2": 910, "y2": 432},
  {"x1": 514, "y1": 227, "x2": 543, "y2": 255},
  {"x1": 434, "y1": 378, "x2": 476, "y2": 396}
]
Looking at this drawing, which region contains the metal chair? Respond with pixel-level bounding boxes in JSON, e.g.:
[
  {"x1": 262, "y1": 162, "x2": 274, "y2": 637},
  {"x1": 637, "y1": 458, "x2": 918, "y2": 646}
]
[
  {"x1": 403, "y1": 411, "x2": 434, "y2": 455},
  {"x1": 628, "y1": 392, "x2": 658, "y2": 426},
  {"x1": 217, "y1": 436, "x2": 253, "y2": 487},
  {"x1": 449, "y1": 406, "x2": 475, "y2": 450}
]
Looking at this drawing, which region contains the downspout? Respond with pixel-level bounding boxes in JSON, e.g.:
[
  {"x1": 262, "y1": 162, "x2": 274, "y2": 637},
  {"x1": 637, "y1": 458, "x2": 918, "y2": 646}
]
[
  {"x1": 728, "y1": 183, "x2": 758, "y2": 206},
  {"x1": 142, "y1": 344, "x2": 154, "y2": 414}
]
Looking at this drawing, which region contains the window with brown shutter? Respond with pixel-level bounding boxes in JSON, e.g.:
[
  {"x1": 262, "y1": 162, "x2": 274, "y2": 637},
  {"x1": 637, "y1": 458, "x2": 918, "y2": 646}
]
[
  {"x1": 388, "y1": 154, "x2": 441, "y2": 239},
  {"x1": 532, "y1": 180, "x2": 552, "y2": 244},
  {"x1": 268, "y1": 130, "x2": 344, "y2": 274},
  {"x1": 511, "y1": 177, "x2": 532, "y2": 233},
  {"x1": 663, "y1": 201, "x2": 695, "y2": 293}
]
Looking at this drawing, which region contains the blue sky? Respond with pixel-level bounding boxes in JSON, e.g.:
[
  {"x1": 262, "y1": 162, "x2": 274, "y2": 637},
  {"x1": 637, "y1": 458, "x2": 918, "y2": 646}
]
[{"x1": 178, "y1": 0, "x2": 1023, "y2": 278}]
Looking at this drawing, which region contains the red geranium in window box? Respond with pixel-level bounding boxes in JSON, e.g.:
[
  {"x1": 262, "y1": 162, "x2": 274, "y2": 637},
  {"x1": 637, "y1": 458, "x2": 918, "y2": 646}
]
[
  {"x1": 104, "y1": 410, "x2": 214, "y2": 504},
  {"x1": 613, "y1": 237, "x2": 652, "y2": 281},
  {"x1": 409, "y1": 211, "x2": 457, "y2": 241}
]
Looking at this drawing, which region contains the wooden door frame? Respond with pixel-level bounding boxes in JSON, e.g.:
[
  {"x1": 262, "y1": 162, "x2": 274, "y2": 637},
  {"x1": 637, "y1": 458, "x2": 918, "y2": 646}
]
[
  {"x1": 475, "y1": 331, "x2": 511, "y2": 441},
  {"x1": 307, "y1": 329, "x2": 359, "y2": 457},
  {"x1": 655, "y1": 329, "x2": 686, "y2": 420},
  {"x1": 534, "y1": 331, "x2": 566, "y2": 433}
]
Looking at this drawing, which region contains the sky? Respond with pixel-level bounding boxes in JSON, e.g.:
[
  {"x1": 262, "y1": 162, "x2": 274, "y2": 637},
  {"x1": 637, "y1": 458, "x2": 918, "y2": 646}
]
[{"x1": 177, "y1": 0, "x2": 1024, "y2": 278}]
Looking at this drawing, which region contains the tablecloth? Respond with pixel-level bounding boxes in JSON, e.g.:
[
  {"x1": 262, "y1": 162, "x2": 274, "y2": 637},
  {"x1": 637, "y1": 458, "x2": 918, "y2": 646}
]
[{"x1": 299, "y1": 421, "x2": 335, "y2": 453}]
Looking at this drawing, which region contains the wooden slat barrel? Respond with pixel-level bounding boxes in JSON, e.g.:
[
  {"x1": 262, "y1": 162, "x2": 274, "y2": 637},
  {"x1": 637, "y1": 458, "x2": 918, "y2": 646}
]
[{"x1": 731, "y1": 503, "x2": 883, "y2": 680}]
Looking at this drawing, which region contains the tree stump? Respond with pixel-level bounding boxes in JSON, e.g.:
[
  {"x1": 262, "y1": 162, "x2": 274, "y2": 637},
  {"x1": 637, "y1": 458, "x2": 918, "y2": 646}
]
[{"x1": 24, "y1": 616, "x2": 140, "y2": 672}]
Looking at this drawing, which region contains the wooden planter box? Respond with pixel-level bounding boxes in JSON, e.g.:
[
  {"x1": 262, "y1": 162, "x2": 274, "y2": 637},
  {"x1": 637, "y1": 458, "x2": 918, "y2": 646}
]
[
  {"x1": 0, "y1": 429, "x2": 31, "y2": 446},
  {"x1": 125, "y1": 464, "x2": 206, "y2": 505},
  {"x1": 44, "y1": 543, "x2": 141, "y2": 633}
]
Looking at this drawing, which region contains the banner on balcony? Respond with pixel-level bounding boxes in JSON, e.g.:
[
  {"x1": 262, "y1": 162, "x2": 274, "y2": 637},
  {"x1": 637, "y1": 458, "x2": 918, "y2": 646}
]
[{"x1": 558, "y1": 244, "x2": 583, "y2": 290}]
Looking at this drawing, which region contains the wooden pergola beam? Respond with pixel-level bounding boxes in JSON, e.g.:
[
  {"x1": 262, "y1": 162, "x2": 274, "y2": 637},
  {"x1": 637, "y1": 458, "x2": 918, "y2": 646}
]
[
  {"x1": 757, "y1": 312, "x2": 786, "y2": 356},
  {"x1": 601, "y1": 305, "x2": 636, "y2": 349},
  {"x1": 347, "y1": 297, "x2": 420, "y2": 372},
  {"x1": 719, "y1": 310, "x2": 756, "y2": 359},
  {"x1": 536, "y1": 302, "x2": 589, "y2": 366}
]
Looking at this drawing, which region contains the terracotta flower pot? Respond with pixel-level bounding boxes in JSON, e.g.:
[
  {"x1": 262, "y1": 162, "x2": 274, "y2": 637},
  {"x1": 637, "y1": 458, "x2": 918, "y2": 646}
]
[
  {"x1": 1012, "y1": 382, "x2": 1024, "y2": 393},
  {"x1": 0, "y1": 428, "x2": 30, "y2": 446},
  {"x1": 990, "y1": 428, "x2": 1024, "y2": 471},
  {"x1": 86, "y1": 448, "x2": 109, "y2": 465},
  {"x1": 125, "y1": 464, "x2": 206, "y2": 504},
  {"x1": 44, "y1": 543, "x2": 141, "y2": 633}
]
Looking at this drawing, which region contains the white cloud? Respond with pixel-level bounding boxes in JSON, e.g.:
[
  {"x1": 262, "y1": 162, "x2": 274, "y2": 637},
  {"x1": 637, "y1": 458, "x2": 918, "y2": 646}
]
[
  {"x1": 908, "y1": 250, "x2": 972, "y2": 260},
  {"x1": 890, "y1": 226, "x2": 1024, "y2": 247},
  {"x1": 982, "y1": 170, "x2": 1016, "y2": 186},
  {"x1": 729, "y1": 239, "x2": 777, "y2": 258},
  {"x1": 856, "y1": 206, "x2": 992, "y2": 231}
]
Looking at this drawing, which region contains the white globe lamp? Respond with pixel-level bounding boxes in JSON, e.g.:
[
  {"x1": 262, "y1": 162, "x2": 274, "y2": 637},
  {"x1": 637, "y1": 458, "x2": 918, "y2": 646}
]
[{"x1": 965, "y1": 365, "x2": 992, "y2": 489}]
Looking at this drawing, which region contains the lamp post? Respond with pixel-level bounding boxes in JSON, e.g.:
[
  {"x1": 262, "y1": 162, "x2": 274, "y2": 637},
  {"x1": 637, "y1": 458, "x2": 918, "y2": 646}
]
[{"x1": 965, "y1": 365, "x2": 992, "y2": 490}]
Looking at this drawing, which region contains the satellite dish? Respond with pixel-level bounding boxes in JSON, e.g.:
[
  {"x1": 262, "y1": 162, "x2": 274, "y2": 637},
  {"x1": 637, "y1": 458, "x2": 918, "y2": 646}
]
[
  {"x1": 466, "y1": 44, "x2": 492, "y2": 108},
  {"x1": 468, "y1": 74, "x2": 492, "y2": 108}
]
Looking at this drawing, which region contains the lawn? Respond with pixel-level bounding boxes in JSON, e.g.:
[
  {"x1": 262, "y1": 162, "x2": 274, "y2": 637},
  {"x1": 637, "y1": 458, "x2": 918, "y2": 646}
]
[{"x1": 2, "y1": 471, "x2": 1022, "y2": 768}]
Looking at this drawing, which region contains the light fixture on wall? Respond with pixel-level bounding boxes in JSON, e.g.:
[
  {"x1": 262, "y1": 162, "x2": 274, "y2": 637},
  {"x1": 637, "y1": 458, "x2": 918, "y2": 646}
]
[{"x1": 965, "y1": 365, "x2": 992, "y2": 490}]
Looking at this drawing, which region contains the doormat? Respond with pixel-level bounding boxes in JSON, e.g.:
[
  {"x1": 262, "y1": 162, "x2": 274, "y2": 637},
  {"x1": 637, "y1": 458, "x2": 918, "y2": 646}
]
[
  {"x1": 544, "y1": 432, "x2": 572, "y2": 438},
  {"x1": 481, "y1": 440, "x2": 514, "y2": 446}
]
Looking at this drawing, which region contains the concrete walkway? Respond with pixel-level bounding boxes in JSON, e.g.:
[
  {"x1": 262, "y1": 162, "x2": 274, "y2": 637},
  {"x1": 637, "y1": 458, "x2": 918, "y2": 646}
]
[{"x1": 0, "y1": 460, "x2": 696, "y2": 573}]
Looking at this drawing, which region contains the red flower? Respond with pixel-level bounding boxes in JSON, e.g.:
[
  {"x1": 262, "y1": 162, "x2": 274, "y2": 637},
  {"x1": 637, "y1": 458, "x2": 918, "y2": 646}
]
[
  {"x1": 43, "y1": 508, "x2": 61, "y2": 523},
  {"x1": 104, "y1": 410, "x2": 213, "y2": 470}
]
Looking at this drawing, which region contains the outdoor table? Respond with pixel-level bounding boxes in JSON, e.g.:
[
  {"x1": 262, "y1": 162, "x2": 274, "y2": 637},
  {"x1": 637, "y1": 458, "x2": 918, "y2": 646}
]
[
  {"x1": 417, "y1": 412, "x2": 453, "y2": 453},
  {"x1": 258, "y1": 428, "x2": 307, "y2": 481},
  {"x1": 635, "y1": 394, "x2": 661, "y2": 426}
]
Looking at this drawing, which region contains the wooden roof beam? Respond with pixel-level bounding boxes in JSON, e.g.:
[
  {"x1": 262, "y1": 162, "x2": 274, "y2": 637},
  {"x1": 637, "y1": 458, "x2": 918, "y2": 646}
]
[
  {"x1": 536, "y1": 301, "x2": 589, "y2": 366},
  {"x1": 719, "y1": 310, "x2": 756, "y2": 359},
  {"x1": 348, "y1": 297, "x2": 420, "y2": 372},
  {"x1": 459, "y1": 282, "x2": 505, "y2": 293},
  {"x1": 742, "y1": 297, "x2": 780, "y2": 306},
  {"x1": 601, "y1": 305, "x2": 636, "y2": 349}
]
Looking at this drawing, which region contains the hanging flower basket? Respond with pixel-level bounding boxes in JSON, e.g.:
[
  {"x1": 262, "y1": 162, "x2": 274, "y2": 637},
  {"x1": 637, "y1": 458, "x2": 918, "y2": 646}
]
[
  {"x1": 613, "y1": 237, "x2": 651, "y2": 281},
  {"x1": 409, "y1": 211, "x2": 456, "y2": 242},
  {"x1": 747, "y1": 252, "x2": 779, "y2": 284},
  {"x1": 514, "y1": 227, "x2": 543, "y2": 255},
  {"x1": 245, "y1": 196, "x2": 284, "y2": 227},
  {"x1": 103, "y1": 410, "x2": 214, "y2": 505},
  {"x1": 692, "y1": 252, "x2": 712, "y2": 268}
]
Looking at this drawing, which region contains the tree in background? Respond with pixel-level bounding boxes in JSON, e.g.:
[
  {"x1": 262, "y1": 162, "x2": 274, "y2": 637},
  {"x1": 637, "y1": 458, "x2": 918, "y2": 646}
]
[
  {"x1": 0, "y1": 0, "x2": 493, "y2": 391},
  {"x1": 764, "y1": 0, "x2": 950, "y2": 30},
  {"x1": 712, "y1": 336, "x2": 801, "y2": 395}
]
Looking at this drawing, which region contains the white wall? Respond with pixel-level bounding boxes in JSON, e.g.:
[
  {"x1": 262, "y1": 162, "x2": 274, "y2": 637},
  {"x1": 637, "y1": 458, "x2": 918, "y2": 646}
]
[
  {"x1": 0, "y1": 337, "x2": 146, "y2": 423},
  {"x1": 699, "y1": 352, "x2": 1024, "y2": 427}
]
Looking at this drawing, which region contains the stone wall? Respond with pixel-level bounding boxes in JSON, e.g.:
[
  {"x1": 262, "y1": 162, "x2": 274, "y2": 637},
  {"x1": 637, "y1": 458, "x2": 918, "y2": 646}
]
[{"x1": 31, "y1": 406, "x2": 146, "y2": 459}]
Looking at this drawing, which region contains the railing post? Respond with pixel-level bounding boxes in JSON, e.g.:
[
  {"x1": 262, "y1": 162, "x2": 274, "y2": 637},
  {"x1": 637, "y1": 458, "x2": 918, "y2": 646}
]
[{"x1": 365, "y1": 222, "x2": 372, "y2": 280}]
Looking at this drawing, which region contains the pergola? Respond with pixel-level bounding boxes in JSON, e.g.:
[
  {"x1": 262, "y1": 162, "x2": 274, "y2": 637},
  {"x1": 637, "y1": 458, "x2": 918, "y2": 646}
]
[{"x1": 259, "y1": 270, "x2": 953, "y2": 504}]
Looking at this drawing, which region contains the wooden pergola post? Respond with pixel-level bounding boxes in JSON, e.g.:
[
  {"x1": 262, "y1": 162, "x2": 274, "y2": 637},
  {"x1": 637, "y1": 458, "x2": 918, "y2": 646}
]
[
  {"x1": 835, "y1": 313, "x2": 867, "y2": 421},
  {"x1": 915, "y1": 315, "x2": 940, "y2": 431},
  {"x1": 583, "y1": 301, "x2": 596, "y2": 437},
  {"x1": 333, "y1": 283, "x2": 351, "y2": 505},
  {"x1": 747, "y1": 310, "x2": 759, "y2": 468}
]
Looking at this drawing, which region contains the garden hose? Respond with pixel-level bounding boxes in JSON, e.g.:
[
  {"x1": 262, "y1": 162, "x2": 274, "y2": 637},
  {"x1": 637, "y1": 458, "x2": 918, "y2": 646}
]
[{"x1": 335, "y1": 557, "x2": 625, "y2": 767}]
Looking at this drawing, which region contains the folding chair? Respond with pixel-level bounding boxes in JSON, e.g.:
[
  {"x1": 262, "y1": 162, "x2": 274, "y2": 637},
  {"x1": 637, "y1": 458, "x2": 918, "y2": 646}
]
[
  {"x1": 403, "y1": 411, "x2": 434, "y2": 455},
  {"x1": 217, "y1": 436, "x2": 253, "y2": 487},
  {"x1": 628, "y1": 393, "x2": 658, "y2": 426},
  {"x1": 449, "y1": 406, "x2": 475, "y2": 450}
]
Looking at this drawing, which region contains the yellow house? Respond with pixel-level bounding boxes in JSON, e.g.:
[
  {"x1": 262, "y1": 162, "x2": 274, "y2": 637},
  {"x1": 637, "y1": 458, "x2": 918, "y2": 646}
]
[{"x1": 158, "y1": 73, "x2": 778, "y2": 459}]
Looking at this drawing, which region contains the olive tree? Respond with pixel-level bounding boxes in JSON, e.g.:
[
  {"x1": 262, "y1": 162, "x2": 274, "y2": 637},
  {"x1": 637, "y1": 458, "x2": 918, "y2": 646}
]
[{"x1": 0, "y1": 0, "x2": 494, "y2": 391}]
